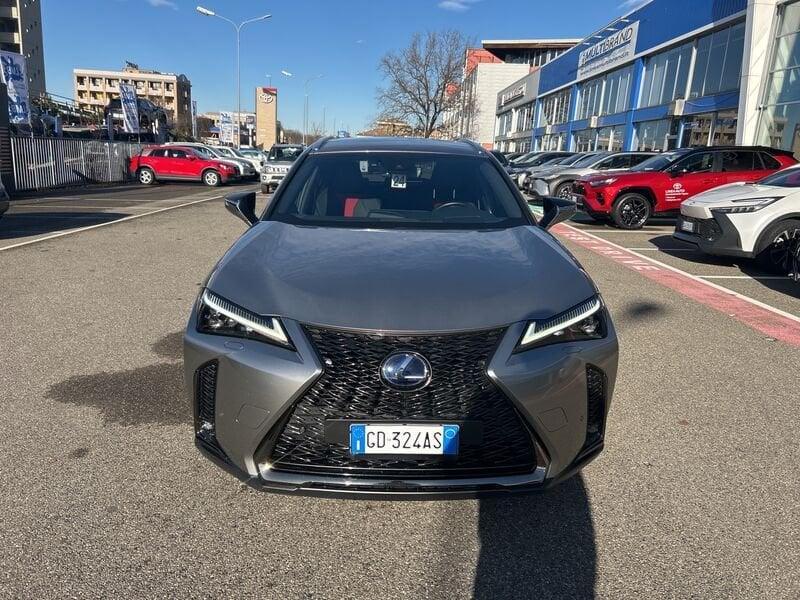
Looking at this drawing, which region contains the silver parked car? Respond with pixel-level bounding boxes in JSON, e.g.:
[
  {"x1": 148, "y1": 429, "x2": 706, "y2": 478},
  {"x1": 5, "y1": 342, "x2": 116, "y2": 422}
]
[
  {"x1": 261, "y1": 144, "x2": 304, "y2": 193},
  {"x1": 184, "y1": 137, "x2": 619, "y2": 497},
  {"x1": 528, "y1": 151, "x2": 656, "y2": 199}
]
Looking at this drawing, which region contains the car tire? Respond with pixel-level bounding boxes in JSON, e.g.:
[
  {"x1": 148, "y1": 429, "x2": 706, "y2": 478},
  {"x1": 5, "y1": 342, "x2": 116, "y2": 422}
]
[
  {"x1": 611, "y1": 193, "x2": 652, "y2": 230},
  {"x1": 553, "y1": 182, "x2": 573, "y2": 200},
  {"x1": 755, "y1": 219, "x2": 800, "y2": 275},
  {"x1": 137, "y1": 167, "x2": 155, "y2": 186},
  {"x1": 203, "y1": 170, "x2": 221, "y2": 187}
]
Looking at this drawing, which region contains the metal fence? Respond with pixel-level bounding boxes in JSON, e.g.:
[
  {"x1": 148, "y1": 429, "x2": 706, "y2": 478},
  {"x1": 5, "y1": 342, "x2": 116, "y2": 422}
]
[{"x1": 9, "y1": 136, "x2": 143, "y2": 192}]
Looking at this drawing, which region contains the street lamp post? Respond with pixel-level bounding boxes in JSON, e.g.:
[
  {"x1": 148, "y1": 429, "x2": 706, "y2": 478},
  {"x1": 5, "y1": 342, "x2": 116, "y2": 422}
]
[
  {"x1": 303, "y1": 75, "x2": 324, "y2": 145},
  {"x1": 196, "y1": 5, "x2": 271, "y2": 149}
]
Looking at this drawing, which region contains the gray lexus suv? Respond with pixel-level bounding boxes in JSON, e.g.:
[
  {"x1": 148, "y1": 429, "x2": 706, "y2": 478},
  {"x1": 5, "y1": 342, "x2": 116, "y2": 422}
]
[{"x1": 184, "y1": 136, "x2": 619, "y2": 497}]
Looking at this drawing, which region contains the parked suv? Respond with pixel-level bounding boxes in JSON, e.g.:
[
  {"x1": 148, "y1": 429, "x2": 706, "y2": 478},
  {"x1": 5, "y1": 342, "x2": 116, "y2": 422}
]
[
  {"x1": 131, "y1": 145, "x2": 237, "y2": 186},
  {"x1": 575, "y1": 146, "x2": 797, "y2": 229},
  {"x1": 261, "y1": 144, "x2": 304, "y2": 193},
  {"x1": 674, "y1": 164, "x2": 800, "y2": 275},
  {"x1": 528, "y1": 152, "x2": 656, "y2": 200}
]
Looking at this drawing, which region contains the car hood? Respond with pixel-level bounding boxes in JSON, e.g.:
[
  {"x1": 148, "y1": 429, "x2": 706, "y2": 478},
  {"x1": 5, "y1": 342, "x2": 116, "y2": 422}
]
[
  {"x1": 207, "y1": 222, "x2": 596, "y2": 332},
  {"x1": 682, "y1": 182, "x2": 790, "y2": 205}
]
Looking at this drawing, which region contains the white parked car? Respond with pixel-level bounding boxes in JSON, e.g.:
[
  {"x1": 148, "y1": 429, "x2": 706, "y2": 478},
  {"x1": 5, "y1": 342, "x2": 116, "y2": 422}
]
[
  {"x1": 211, "y1": 145, "x2": 262, "y2": 176},
  {"x1": 674, "y1": 166, "x2": 800, "y2": 275}
]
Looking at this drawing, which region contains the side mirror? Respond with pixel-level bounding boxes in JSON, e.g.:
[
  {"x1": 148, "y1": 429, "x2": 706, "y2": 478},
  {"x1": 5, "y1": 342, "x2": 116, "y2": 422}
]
[
  {"x1": 669, "y1": 167, "x2": 687, "y2": 178},
  {"x1": 225, "y1": 191, "x2": 258, "y2": 226},
  {"x1": 539, "y1": 196, "x2": 577, "y2": 230}
]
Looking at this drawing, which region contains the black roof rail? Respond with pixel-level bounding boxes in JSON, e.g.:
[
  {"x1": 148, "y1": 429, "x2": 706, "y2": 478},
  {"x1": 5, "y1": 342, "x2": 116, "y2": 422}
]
[{"x1": 309, "y1": 136, "x2": 335, "y2": 151}]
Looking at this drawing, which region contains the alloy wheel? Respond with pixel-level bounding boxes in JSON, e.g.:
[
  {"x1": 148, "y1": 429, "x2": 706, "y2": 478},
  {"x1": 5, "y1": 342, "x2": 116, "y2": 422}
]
[
  {"x1": 205, "y1": 172, "x2": 219, "y2": 186},
  {"x1": 619, "y1": 197, "x2": 649, "y2": 228},
  {"x1": 139, "y1": 170, "x2": 152, "y2": 184},
  {"x1": 769, "y1": 227, "x2": 800, "y2": 277}
]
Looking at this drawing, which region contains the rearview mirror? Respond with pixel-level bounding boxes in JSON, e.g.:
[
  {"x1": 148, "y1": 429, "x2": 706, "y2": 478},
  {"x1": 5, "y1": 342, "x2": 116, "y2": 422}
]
[
  {"x1": 538, "y1": 196, "x2": 576, "y2": 230},
  {"x1": 225, "y1": 191, "x2": 258, "y2": 226}
]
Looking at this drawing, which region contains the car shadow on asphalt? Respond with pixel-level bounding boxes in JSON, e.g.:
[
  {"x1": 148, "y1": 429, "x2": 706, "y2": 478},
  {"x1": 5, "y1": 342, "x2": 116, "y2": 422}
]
[
  {"x1": 474, "y1": 475, "x2": 595, "y2": 599},
  {"x1": 45, "y1": 332, "x2": 189, "y2": 427},
  {"x1": 0, "y1": 211, "x2": 129, "y2": 240},
  {"x1": 649, "y1": 235, "x2": 800, "y2": 300}
]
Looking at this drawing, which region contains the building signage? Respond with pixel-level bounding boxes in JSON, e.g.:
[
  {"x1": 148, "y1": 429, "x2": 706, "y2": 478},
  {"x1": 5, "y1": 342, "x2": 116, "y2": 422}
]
[
  {"x1": 0, "y1": 51, "x2": 31, "y2": 125},
  {"x1": 577, "y1": 21, "x2": 639, "y2": 80},
  {"x1": 118, "y1": 83, "x2": 140, "y2": 133},
  {"x1": 500, "y1": 83, "x2": 526, "y2": 106}
]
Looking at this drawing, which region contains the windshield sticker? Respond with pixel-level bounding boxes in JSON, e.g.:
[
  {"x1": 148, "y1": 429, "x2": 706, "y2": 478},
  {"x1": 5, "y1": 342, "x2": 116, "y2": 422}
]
[
  {"x1": 359, "y1": 160, "x2": 369, "y2": 173},
  {"x1": 391, "y1": 174, "x2": 407, "y2": 189}
]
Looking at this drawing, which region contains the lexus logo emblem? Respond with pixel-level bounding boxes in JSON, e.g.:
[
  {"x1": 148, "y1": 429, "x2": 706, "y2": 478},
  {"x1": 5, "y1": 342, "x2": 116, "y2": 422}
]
[{"x1": 380, "y1": 352, "x2": 432, "y2": 391}]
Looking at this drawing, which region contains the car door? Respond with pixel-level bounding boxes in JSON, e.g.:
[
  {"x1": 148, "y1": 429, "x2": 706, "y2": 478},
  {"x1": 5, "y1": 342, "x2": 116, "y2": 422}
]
[
  {"x1": 719, "y1": 150, "x2": 762, "y2": 185},
  {"x1": 141, "y1": 148, "x2": 167, "y2": 176},
  {"x1": 164, "y1": 148, "x2": 192, "y2": 178},
  {"x1": 663, "y1": 151, "x2": 722, "y2": 207}
]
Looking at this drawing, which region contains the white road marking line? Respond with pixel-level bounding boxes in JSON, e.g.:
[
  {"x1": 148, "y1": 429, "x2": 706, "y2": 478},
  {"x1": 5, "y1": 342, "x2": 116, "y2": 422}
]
[
  {"x1": 0, "y1": 190, "x2": 253, "y2": 252},
  {"x1": 560, "y1": 223, "x2": 800, "y2": 323},
  {"x1": 577, "y1": 228, "x2": 675, "y2": 234},
  {"x1": 625, "y1": 247, "x2": 696, "y2": 251},
  {"x1": 698, "y1": 275, "x2": 791, "y2": 280}
]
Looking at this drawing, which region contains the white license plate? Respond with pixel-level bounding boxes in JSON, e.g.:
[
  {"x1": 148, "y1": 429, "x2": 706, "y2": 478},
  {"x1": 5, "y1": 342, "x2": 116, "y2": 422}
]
[
  {"x1": 680, "y1": 220, "x2": 696, "y2": 233},
  {"x1": 350, "y1": 424, "x2": 459, "y2": 455}
]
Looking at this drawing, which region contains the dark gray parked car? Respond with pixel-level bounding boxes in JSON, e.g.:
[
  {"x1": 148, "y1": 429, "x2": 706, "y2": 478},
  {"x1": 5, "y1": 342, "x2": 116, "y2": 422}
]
[{"x1": 184, "y1": 137, "x2": 619, "y2": 497}]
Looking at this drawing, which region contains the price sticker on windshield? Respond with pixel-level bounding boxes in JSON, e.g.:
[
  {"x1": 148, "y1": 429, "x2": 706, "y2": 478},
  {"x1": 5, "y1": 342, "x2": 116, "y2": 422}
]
[{"x1": 391, "y1": 174, "x2": 407, "y2": 189}]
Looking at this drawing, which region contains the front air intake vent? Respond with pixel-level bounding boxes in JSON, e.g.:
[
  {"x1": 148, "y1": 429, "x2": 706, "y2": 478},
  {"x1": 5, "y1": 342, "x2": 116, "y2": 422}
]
[
  {"x1": 584, "y1": 365, "x2": 607, "y2": 450},
  {"x1": 195, "y1": 361, "x2": 226, "y2": 460}
]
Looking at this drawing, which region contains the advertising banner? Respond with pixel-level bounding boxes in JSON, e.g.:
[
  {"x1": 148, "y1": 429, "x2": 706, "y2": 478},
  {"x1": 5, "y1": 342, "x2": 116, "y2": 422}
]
[
  {"x1": 0, "y1": 51, "x2": 31, "y2": 125},
  {"x1": 192, "y1": 100, "x2": 198, "y2": 138},
  {"x1": 577, "y1": 21, "x2": 639, "y2": 80},
  {"x1": 220, "y1": 110, "x2": 235, "y2": 144},
  {"x1": 118, "y1": 82, "x2": 140, "y2": 133}
]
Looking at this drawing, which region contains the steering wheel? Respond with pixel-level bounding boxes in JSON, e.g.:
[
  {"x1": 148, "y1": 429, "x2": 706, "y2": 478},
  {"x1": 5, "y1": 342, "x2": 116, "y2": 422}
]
[{"x1": 433, "y1": 202, "x2": 474, "y2": 212}]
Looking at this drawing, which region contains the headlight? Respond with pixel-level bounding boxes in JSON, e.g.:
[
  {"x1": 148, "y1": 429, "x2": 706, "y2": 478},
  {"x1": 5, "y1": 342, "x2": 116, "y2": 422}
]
[
  {"x1": 518, "y1": 296, "x2": 605, "y2": 350},
  {"x1": 197, "y1": 290, "x2": 292, "y2": 349},
  {"x1": 590, "y1": 177, "x2": 618, "y2": 188},
  {"x1": 712, "y1": 197, "x2": 781, "y2": 214}
]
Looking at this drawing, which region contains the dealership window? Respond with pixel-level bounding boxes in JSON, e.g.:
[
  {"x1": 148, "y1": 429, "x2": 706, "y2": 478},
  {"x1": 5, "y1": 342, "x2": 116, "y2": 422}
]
[
  {"x1": 573, "y1": 129, "x2": 596, "y2": 152},
  {"x1": 597, "y1": 125, "x2": 626, "y2": 151},
  {"x1": 755, "y1": 0, "x2": 800, "y2": 156},
  {"x1": 577, "y1": 77, "x2": 603, "y2": 120},
  {"x1": 538, "y1": 88, "x2": 572, "y2": 127},
  {"x1": 690, "y1": 22, "x2": 745, "y2": 99},
  {"x1": 602, "y1": 66, "x2": 632, "y2": 115},
  {"x1": 639, "y1": 42, "x2": 692, "y2": 108},
  {"x1": 540, "y1": 133, "x2": 564, "y2": 151},
  {"x1": 635, "y1": 119, "x2": 679, "y2": 151},
  {"x1": 515, "y1": 102, "x2": 534, "y2": 132}
]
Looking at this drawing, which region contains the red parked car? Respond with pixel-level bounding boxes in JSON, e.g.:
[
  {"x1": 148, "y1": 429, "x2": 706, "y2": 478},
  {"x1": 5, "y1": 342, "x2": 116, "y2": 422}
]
[
  {"x1": 130, "y1": 145, "x2": 237, "y2": 187},
  {"x1": 573, "y1": 146, "x2": 797, "y2": 229}
]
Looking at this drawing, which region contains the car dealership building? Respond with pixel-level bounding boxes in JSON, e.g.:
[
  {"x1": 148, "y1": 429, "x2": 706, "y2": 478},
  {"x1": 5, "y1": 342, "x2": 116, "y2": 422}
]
[{"x1": 494, "y1": 0, "x2": 800, "y2": 158}]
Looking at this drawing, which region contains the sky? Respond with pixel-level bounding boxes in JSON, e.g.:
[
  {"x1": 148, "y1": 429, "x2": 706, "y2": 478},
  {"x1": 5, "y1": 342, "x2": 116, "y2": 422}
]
[{"x1": 41, "y1": 0, "x2": 648, "y2": 134}]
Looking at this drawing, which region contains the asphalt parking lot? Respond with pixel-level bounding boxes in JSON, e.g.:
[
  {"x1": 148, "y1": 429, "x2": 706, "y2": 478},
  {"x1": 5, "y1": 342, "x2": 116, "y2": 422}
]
[{"x1": 0, "y1": 185, "x2": 798, "y2": 599}]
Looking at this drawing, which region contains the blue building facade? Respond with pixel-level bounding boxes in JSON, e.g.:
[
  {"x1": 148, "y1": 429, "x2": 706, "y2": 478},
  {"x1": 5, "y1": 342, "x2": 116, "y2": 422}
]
[{"x1": 527, "y1": 0, "x2": 749, "y2": 153}]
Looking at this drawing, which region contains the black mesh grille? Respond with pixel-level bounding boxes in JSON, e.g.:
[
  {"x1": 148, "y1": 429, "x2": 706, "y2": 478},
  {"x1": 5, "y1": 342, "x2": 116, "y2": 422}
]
[
  {"x1": 267, "y1": 326, "x2": 537, "y2": 478},
  {"x1": 585, "y1": 365, "x2": 606, "y2": 450},
  {"x1": 572, "y1": 182, "x2": 586, "y2": 196},
  {"x1": 195, "y1": 361, "x2": 226, "y2": 460}
]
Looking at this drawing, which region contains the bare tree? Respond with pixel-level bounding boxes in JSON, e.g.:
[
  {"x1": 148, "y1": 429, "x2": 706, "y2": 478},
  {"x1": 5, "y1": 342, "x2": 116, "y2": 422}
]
[{"x1": 376, "y1": 30, "x2": 471, "y2": 138}]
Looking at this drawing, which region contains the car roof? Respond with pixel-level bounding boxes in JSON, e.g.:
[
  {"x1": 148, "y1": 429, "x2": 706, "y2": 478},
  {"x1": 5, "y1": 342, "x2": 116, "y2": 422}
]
[{"x1": 311, "y1": 136, "x2": 485, "y2": 156}]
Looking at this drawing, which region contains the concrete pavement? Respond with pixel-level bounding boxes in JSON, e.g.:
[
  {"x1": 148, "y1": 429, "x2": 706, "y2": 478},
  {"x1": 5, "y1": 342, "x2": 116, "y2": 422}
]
[{"x1": 0, "y1": 188, "x2": 797, "y2": 598}]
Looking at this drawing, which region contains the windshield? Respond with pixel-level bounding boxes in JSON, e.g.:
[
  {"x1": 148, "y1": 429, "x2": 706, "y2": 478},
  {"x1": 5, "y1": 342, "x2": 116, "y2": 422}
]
[
  {"x1": 194, "y1": 146, "x2": 215, "y2": 158},
  {"x1": 229, "y1": 148, "x2": 246, "y2": 158},
  {"x1": 214, "y1": 147, "x2": 235, "y2": 157},
  {"x1": 270, "y1": 152, "x2": 528, "y2": 229},
  {"x1": 757, "y1": 166, "x2": 800, "y2": 187},
  {"x1": 510, "y1": 152, "x2": 537, "y2": 164},
  {"x1": 269, "y1": 146, "x2": 304, "y2": 162},
  {"x1": 630, "y1": 150, "x2": 691, "y2": 172},
  {"x1": 573, "y1": 152, "x2": 607, "y2": 168}
]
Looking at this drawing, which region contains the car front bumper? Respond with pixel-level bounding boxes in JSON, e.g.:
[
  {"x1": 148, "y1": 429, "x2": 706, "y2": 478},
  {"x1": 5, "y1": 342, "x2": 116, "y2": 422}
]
[
  {"x1": 184, "y1": 305, "x2": 618, "y2": 498},
  {"x1": 673, "y1": 212, "x2": 752, "y2": 258}
]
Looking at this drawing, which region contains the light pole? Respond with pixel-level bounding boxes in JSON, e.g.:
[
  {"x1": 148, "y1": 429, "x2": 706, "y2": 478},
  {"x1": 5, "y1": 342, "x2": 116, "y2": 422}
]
[
  {"x1": 265, "y1": 73, "x2": 272, "y2": 87},
  {"x1": 196, "y1": 5, "x2": 271, "y2": 149},
  {"x1": 303, "y1": 75, "x2": 324, "y2": 145}
]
